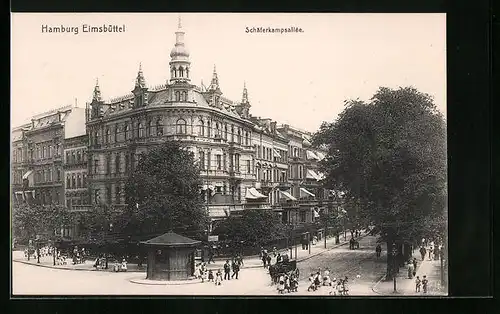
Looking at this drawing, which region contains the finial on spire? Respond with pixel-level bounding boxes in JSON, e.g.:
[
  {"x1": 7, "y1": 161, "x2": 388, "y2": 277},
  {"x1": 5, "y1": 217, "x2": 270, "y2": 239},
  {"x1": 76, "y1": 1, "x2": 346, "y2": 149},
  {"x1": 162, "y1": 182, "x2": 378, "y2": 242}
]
[
  {"x1": 178, "y1": 15, "x2": 182, "y2": 29},
  {"x1": 93, "y1": 78, "x2": 102, "y2": 102},
  {"x1": 242, "y1": 81, "x2": 249, "y2": 104},
  {"x1": 135, "y1": 62, "x2": 147, "y2": 89},
  {"x1": 208, "y1": 65, "x2": 220, "y2": 91}
]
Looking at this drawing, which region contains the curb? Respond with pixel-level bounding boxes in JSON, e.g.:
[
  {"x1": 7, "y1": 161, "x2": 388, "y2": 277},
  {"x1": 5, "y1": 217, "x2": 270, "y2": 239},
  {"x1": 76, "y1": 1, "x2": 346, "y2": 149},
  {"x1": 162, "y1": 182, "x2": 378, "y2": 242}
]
[
  {"x1": 13, "y1": 259, "x2": 146, "y2": 273},
  {"x1": 129, "y1": 277, "x2": 202, "y2": 286}
]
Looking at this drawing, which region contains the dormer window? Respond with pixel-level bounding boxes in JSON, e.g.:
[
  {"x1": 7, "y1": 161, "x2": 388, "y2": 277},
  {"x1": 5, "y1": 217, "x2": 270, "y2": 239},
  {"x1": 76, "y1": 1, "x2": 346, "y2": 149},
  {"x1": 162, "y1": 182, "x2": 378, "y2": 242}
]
[{"x1": 175, "y1": 91, "x2": 180, "y2": 101}]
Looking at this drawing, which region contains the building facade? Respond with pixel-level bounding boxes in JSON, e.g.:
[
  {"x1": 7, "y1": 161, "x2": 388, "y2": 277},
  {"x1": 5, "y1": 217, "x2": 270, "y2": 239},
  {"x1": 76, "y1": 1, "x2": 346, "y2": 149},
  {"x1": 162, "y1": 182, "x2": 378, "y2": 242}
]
[{"x1": 11, "y1": 106, "x2": 86, "y2": 207}]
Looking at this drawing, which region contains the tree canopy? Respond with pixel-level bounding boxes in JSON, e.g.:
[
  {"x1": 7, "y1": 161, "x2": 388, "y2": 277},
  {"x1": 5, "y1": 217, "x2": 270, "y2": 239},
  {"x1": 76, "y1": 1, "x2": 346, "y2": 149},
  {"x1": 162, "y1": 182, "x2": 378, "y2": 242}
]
[
  {"x1": 12, "y1": 203, "x2": 75, "y2": 244},
  {"x1": 313, "y1": 87, "x2": 447, "y2": 245},
  {"x1": 123, "y1": 141, "x2": 209, "y2": 239},
  {"x1": 212, "y1": 209, "x2": 286, "y2": 249}
]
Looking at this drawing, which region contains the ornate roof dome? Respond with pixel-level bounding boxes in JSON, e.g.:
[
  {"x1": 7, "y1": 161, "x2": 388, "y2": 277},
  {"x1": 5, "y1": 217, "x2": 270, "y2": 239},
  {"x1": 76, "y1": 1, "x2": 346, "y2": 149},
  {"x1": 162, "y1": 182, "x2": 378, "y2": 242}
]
[{"x1": 170, "y1": 44, "x2": 190, "y2": 58}]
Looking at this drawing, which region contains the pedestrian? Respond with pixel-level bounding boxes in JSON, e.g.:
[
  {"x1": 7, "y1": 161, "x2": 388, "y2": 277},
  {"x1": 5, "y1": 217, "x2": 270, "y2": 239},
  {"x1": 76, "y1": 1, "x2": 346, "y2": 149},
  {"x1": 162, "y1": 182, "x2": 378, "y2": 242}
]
[
  {"x1": 266, "y1": 254, "x2": 272, "y2": 267},
  {"x1": 273, "y1": 247, "x2": 278, "y2": 257},
  {"x1": 312, "y1": 235, "x2": 318, "y2": 245},
  {"x1": 375, "y1": 244, "x2": 382, "y2": 258},
  {"x1": 236, "y1": 254, "x2": 244, "y2": 267},
  {"x1": 223, "y1": 260, "x2": 231, "y2": 280},
  {"x1": 323, "y1": 269, "x2": 332, "y2": 286},
  {"x1": 231, "y1": 260, "x2": 240, "y2": 279},
  {"x1": 121, "y1": 258, "x2": 127, "y2": 272},
  {"x1": 342, "y1": 276, "x2": 349, "y2": 295},
  {"x1": 407, "y1": 261, "x2": 414, "y2": 279},
  {"x1": 419, "y1": 246, "x2": 427, "y2": 261},
  {"x1": 208, "y1": 269, "x2": 214, "y2": 282},
  {"x1": 276, "y1": 253, "x2": 282, "y2": 264},
  {"x1": 422, "y1": 275, "x2": 428, "y2": 293},
  {"x1": 278, "y1": 275, "x2": 285, "y2": 294},
  {"x1": 412, "y1": 258, "x2": 418, "y2": 276},
  {"x1": 314, "y1": 271, "x2": 321, "y2": 289},
  {"x1": 428, "y1": 245, "x2": 433, "y2": 260},
  {"x1": 307, "y1": 273, "x2": 316, "y2": 292},
  {"x1": 262, "y1": 253, "x2": 267, "y2": 268},
  {"x1": 415, "y1": 276, "x2": 421, "y2": 292},
  {"x1": 215, "y1": 269, "x2": 223, "y2": 286}
]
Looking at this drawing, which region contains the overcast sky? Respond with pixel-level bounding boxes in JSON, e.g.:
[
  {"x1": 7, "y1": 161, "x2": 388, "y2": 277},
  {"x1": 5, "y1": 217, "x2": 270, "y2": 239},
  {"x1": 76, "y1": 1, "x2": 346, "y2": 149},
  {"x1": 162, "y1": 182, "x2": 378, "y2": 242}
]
[{"x1": 11, "y1": 13, "x2": 446, "y2": 132}]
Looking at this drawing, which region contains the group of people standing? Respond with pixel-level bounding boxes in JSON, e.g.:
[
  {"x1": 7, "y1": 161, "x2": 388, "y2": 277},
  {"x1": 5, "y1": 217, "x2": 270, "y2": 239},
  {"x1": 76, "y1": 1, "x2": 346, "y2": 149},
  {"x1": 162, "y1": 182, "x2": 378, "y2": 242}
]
[
  {"x1": 260, "y1": 247, "x2": 288, "y2": 268},
  {"x1": 199, "y1": 255, "x2": 244, "y2": 286},
  {"x1": 277, "y1": 272, "x2": 299, "y2": 294}
]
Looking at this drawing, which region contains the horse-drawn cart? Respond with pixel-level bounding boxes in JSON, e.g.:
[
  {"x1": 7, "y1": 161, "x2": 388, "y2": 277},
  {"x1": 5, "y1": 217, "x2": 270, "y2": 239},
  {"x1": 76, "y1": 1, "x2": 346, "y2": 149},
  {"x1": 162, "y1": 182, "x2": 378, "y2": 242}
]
[{"x1": 268, "y1": 258, "x2": 299, "y2": 284}]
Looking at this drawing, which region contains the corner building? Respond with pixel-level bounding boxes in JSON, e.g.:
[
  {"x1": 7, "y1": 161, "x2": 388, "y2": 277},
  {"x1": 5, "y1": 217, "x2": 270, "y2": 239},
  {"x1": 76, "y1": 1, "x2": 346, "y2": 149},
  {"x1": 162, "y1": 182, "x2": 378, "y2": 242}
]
[
  {"x1": 85, "y1": 19, "x2": 330, "y2": 228},
  {"x1": 86, "y1": 20, "x2": 256, "y2": 225}
]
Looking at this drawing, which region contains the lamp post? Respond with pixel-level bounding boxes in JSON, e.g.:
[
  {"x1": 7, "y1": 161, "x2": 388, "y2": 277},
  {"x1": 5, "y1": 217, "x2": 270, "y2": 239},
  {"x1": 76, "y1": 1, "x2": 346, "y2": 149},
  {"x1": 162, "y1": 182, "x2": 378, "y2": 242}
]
[
  {"x1": 440, "y1": 245, "x2": 445, "y2": 286},
  {"x1": 392, "y1": 243, "x2": 398, "y2": 293},
  {"x1": 308, "y1": 231, "x2": 311, "y2": 255}
]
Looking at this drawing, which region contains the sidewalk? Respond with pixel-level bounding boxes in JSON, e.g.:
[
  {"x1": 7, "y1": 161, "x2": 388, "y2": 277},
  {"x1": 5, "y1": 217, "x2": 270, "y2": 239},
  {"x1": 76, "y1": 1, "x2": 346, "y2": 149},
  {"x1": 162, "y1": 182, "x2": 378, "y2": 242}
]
[
  {"x1": 12, "y1": 232, "x2": 364, "y2": 273},
  {"x1": 372, "y1": 250, "x2": 448, "y2": 296}
]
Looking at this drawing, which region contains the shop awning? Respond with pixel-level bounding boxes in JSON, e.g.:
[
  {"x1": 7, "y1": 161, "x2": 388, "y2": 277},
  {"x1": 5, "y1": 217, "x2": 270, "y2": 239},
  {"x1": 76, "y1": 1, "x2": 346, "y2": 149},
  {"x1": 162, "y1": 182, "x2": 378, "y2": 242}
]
[
  {"x1": 306, "y1": 169, "x2": 320, "y2": 180},
  {"x1": 245, "y1": 187, "x2": 268, "y2": 199},
  {"x1": 306, "y1": 150, "x2": 319, "y2": 160},
  {"x1": 22, "y1": 170, "x2": 33, "y2": 180},
  {"x1": 300, "y1": 187, "x2": 315, "y2": 198},
  {"x1": 316, "y1": 152, "x2": 326, "y2": 161},
  {"x1": 273, "y1": 149, "x2": 281, "y2": 158},
  {"x1": 279, "y1": 190, "x2": 297, "y2": 201}
]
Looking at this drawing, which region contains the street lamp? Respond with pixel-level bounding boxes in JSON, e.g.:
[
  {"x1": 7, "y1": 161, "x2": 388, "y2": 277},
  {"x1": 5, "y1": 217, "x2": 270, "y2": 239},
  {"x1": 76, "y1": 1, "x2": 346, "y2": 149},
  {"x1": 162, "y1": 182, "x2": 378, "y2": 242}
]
[{"x1": 392, "y1": 243, "x2": 398, "y2": 293}]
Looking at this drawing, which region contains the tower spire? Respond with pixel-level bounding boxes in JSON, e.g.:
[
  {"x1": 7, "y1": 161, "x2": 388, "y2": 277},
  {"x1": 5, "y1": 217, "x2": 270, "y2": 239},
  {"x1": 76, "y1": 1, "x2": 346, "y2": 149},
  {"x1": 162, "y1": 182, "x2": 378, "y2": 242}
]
[
  {"x1": 92, "y1": 78, "x2": 102, "y2": 102},
  {"x1": 169, "y1": 16, "x2": 191, "y2": 83},
  {"x1": 242, "y1": 81, "x2": 249, "y2": 104},
  {"x1": 135, "y1": 62, "x2": 147, "y2": 88},
  {"x1": 208, "y1": 65, "x2": 220, "y2": 91}
]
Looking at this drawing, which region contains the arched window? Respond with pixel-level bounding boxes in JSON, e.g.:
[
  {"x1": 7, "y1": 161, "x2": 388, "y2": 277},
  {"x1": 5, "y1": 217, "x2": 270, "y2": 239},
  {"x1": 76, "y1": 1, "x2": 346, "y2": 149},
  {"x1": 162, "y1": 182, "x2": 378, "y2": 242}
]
[
  {"x1": 42, "y1": 146, "x2": 46, "y2": 159},
  {"x1": 48, "y1": 169, "x2": 52, "y2": 182},
  {"x1": 224, "y1": 124, "x2": 228, "y2": 140},
  {"x1": 77, "y1": 174, "x2": 81, "y2": 188},
  {"x1": 215, "y1": 123, "x2": 220, "y2": 137},
  {"x1": 172, "y1": 68, "x2": 176, "y2": 78},
  {"x1": 66, "y1": 175, "x2": 71, "y2": 189},
  {"x1": 72, "y1": 174, "x2": 76, "y2": 188},
  {"x1": 207, "y1": 121, "x2": 211, "y2": 137},
  {"x1": 138, "y1": 123, "x2": 144, "y2": 138},
  {"x1": 176, "y1": 119, "x2": 187, "y2": 134},
  {"x1": 245, "y1": 132, "x2": 249, "y2": 145},
  {"x1": 71, "y1": 151, "x2": 76, "y2": 164},
  {"x1": 95, "y1": 131, "x2": 99, "y2": 145},
  {"x1": 199, "y1": 120, "x2": 205, "y2": 136},
  {"x1": 48, "y1": 145, "x2": 52, "y2": 158},
  {"x1": 237, "y1": 129, "x2": 242, "y2": 144},
  {"x1": 82, "y1": 174, "x2": 87, "y2": 187},
  {"x1": 124, "y1": 124, "x2": 130, "y2": 140},
  {"x1": 231, "y1": 125, "x2": 235, "y2": 142},
  {"x1": 175, "y1": 91, "x2": 181, "y2": 101},
  {"x1": 156, "y1": 119, "x2": 163, "y2": 136},
  {"x1": 147, "y1": 120, "x2": 152, "y2": 137},
  {"x1": 186, "y1": 67, "x2": 189, "y2": 78},
  {"x1": 182, "y1": 91, "x2": 188, "y2": 102},
  {"x1": 179, "y1": 66, "x2": 184, "y2": 77},
  {"x1": 77, "y1": 150, "x2": 81, "y2": 163},
  {"x1": 115, "y1": 125, "x2": 119, "y2": 142}
]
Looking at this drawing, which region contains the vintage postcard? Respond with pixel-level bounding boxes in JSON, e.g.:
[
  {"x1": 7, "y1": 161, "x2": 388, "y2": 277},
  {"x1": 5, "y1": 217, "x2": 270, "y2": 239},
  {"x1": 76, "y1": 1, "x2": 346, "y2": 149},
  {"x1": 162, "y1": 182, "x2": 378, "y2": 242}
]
[{"x1": 11, "y1": 13, "x2": 447, "y2": 296}]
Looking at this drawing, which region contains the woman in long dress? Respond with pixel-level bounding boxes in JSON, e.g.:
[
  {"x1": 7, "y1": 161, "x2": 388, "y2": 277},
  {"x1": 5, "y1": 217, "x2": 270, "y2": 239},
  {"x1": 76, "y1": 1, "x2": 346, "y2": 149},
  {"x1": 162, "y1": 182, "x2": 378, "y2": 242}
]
[{"x1": 278, "y1": 275, "x2": 285, "y2": 293}]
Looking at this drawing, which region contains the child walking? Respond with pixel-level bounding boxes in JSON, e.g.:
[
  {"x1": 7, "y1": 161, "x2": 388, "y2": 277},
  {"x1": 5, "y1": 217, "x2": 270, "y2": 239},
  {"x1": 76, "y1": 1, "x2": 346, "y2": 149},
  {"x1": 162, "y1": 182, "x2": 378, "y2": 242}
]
[
  {"x1": 215, "y1": 269, "x2": 223, "y2": 286},
  {"x1": 415, "y1": 276, "x2": 421, "y2": 292},
  {"x1": 422, "y1": 275, "x2": 429, "y2": 294},
  {"x1": 208, "y1": 269, "x2": 214, "y2": 282}
]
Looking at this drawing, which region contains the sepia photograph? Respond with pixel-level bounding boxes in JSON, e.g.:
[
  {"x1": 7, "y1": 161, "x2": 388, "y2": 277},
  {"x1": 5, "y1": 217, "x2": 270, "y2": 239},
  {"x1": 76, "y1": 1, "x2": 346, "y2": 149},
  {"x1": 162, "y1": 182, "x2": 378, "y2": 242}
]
[{"x1": 11, "y1": 13, "x2": 447, "y2": 296}]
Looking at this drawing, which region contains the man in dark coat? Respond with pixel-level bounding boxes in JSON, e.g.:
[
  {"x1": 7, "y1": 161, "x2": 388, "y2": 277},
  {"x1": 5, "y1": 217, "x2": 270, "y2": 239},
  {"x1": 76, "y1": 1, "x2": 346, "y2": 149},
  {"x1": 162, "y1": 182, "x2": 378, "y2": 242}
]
[
  {"x1": 419, "y1": 246, "x2": 427, "y2": 261},
  {"x1": 223, "y1": 260, "x2": 231, "y2": 280},
  {"x1": 375, "y1": 244, "x2": 382, "y2": 258},
  {"x1": 231, "y1": 260, "x2": 240, "y2": 279}
]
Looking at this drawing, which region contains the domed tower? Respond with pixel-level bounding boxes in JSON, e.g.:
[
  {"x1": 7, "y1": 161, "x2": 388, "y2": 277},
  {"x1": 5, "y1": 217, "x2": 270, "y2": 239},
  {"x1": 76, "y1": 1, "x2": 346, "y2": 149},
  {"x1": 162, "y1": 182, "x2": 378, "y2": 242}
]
[{"x1": 169, "y1": 16, "x2": 191, "y2": 84}]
